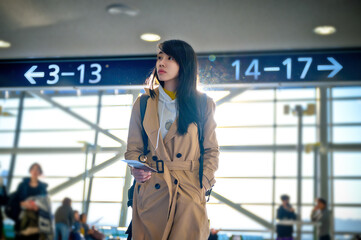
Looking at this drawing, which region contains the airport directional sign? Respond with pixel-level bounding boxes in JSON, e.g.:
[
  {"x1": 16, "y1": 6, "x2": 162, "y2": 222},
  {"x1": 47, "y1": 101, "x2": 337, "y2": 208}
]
[{"x1": 0, "y1": 49, "x2": 360, "y2": 89}]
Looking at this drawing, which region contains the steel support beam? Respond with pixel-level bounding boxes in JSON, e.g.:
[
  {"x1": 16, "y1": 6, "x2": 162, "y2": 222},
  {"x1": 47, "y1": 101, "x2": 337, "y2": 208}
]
[
  {"x1": 85, "y1": 91, "x2": 103, "y2": 215},
  {"x1": 7, "y1": 91, "x2": 25, "y2": 190},
  {"x1": 215, "y1": 88, "x2": 249, "y2": 106},
  {"x1": 317, "y1": 88, "x2": 330, "y2": 201},
  {"x1": 48, "y1": 150, "x2": 125, "y2": 195},
  {"x1": 211, "y1": 191, "x2": 274, "y2": 230}
]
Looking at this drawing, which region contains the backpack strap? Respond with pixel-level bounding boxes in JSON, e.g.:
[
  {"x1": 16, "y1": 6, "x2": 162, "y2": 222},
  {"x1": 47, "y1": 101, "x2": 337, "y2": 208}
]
[
  {"x1": 127, "y1": 94, "x2": 149, "y2": 208},
  {"x1": 197, "y1": 93, "x2": 207, "y2": 189},
  {"x1": 139, "y1": 94, "x2": 150, "y2": 157}
]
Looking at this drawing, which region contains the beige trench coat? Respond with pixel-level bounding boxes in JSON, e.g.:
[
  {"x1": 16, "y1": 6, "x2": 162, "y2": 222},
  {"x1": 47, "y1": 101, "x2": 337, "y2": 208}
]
[{"x1": 125, "y1": 87, "x2": 219, "y2": 240}]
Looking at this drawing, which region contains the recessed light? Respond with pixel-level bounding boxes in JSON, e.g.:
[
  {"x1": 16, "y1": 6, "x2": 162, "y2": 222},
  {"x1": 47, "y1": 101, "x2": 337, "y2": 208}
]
[
  {"x1": 140, "y1": 33, "x2": 161, "y2": 42},
  {"x1": 107, "y1": 4, "x2": 139, "y2": 16},
  {"x1": 0, "y1": 40, "x2": 11, "y2": 48},
  {"x1": 314, "y1": 26, "x2": 336, "y2": 35}
]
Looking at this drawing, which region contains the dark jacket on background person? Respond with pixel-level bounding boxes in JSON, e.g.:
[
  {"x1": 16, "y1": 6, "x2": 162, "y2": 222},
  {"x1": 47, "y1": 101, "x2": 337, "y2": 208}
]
[
  {"x1": 276, "y1": 205, "x2": 297, "y2": 238},
  {"x1": 311, "y1": 209, "x2": 331, "y2": 239},
  {"x1": 55, "y1": 205, "x2": 74, "y2": 227},
  {"x1": 0, "y1": 184, "x2": 8, "y2": 239},
  {"x1": 12, "y1": 177, "x2": 48, "y2": 240}
]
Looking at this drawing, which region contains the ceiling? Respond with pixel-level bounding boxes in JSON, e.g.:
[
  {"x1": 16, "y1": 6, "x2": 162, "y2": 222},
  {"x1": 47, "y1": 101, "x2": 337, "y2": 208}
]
[{"x1": 0, "y1": 0, "x2": 360, "y2": 60}]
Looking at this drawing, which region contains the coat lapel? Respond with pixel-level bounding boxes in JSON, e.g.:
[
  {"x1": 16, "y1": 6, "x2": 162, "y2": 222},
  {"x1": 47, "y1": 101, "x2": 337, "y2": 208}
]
[
  {"x1": 163, "y1": 118, "x2": 178, "y2": 145},
  {"x1": 142, "y1": 89, "x2": 171, "y2": 161}
]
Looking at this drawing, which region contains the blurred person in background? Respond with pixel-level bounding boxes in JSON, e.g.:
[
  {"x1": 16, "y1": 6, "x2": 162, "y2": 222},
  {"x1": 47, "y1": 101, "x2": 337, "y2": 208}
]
[
  {"x1": 69, "y1": 210, "x2": 84, "y2": 240},
  {"x1": 311, "y1": 198, "x2": 331, "y2": 240},
  {"x1": 8, "y1": 163, "x2": 51, "y2": 240},
  {"x1": 55, "y1": 197, "x2": 74, "y2": 240},
  {"x1": 0, "y1": 174, "x2": 8, "y2": 240},
  {"x1": 276, "y1": 194, "x2": 297, "y2": 240}
]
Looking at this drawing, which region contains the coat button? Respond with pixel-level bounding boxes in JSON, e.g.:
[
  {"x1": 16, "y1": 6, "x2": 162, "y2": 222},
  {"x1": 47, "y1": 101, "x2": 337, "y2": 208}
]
[
  {"x1": 174, "y1": 179, "x2": 178, "y2": 185},
  {"x1": 152, "y1": 156, "x2": 158, "y2": 161},
  {"x1": 155, "y1": 183, "x2": 160, "y2": 189},
  {"x1": 176, "y1": 153, "x2": 182, "y2": 158}
]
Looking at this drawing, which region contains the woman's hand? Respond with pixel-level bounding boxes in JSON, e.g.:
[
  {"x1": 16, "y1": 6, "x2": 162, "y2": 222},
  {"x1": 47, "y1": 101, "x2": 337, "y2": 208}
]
[
  {"x1": 21, "y1": 200, "x2": 39, "y2": 211},
  {"x1": 131, "y1": 167, "x2": 152, "y2": 183}
]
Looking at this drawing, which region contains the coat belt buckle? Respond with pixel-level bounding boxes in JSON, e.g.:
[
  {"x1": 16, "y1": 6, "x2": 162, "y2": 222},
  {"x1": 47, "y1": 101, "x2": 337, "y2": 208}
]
[{"x1": 155, "y1": 160, "x2": 164, "y2": 173}]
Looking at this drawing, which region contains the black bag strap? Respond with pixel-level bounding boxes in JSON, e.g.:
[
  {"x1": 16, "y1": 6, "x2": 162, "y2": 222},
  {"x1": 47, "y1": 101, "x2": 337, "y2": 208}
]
[
  {"x1": 127, "y1": 94, "x2": 149, "y2": 208},
  {"x1": 140, "y1": 94, "x2": 150, "y2": 156},
  {"x1": 198, "y1": 93, "x2": 207, "y2": 189}
]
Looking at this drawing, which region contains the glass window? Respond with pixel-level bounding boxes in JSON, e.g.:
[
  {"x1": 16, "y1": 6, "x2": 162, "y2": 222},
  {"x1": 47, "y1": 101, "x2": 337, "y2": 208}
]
[
  {"x1": 333, "y1": 152, "x2": 361, "y2": 176},
  {"x1": 14, "y1": 154, "x2": 85, "y2": 177},
  {"x1": 334, "y1": 180, "x2": 361, "y2": 204},
  {"x1": 88, "y1": 203, "x2": 121, "y2": 226},
  {"x1": 231, "y1": 89, "x2": 274, "y2": 101},
  {"x1": 207, "y1": 204, "x2": 269, "y2": 230},
  {"x1": 215, "y1": 102, "x2": 274, "y2": 126},
  {"x1": 216, "y1": 128, "x2": 274, "y2": 146},
  {"x1": 276, "y1": 127, "x2": 316, "y2": 144},
  {"x1": 96, "y1": 130, "x2": 128, "y2": 147},
  {"x1": 276, "y1": 152, "x2": 297, "y2": 177},
  {"x1": 0, "y1": 133, "x2": 14, "y2": 147},
  {"x1": 216, "y1": 152, "x2": 273, "y2": 177},
  {"x1": 332, "y1": 86, "x2": 361, "y2": 98},
  {"x1": 213, "y1": 179, "x2": 273, "y2": 203},
  {"x1": 51, "y1": 180, "x2": 85, "y2": 202},
  {"x1": 19, "y1": 131, "x2": 95, "y2": 147},
  {"x1": 333, "y1": 126, "x2": 361, "y2": 143},
  {"x1": 276, "y1": 88, "x2": 316, "y2": 100},
  {"x1": 276, "y1": 152, "x2": 314, "y2": 177},
  {"x1": 0, "y1": 111, "x2": 18, "y2": 130},
  {"x1": 99, "y1": 106, "x2": 132, "y2": 129},
  {"x1": 0, "y1": 98, "x2": 19, "y2": 108},
  {"x1": 333, "y1": 100, "x2": 361, "y2": 123},
  {"x1": 334, "y1": 207, "x2": 361, "y2": 233},
  {"x1": 21, "y1": 108, "x2": 96, "y2": 130},
  {"x1": 53, "y1": 96, "x2": 99, "y2": 107},
  {"x1": 94, "y1": 153, "x2": 127, "y2": 177},
  {"x1": 90, "y1": 178, "x2": 124, "y2": 202},
  {"x1": 102, "y1": 94, "x2": 133, "y2": 106},
  {"x1": 275, "y1": 179, "x2": 297, "y2": 205}
]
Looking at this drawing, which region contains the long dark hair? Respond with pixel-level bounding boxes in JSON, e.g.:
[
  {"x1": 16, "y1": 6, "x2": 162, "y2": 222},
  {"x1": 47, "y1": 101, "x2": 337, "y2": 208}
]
[{"x1": 148, "y1": 39, "x2": 200, "y2": 135}]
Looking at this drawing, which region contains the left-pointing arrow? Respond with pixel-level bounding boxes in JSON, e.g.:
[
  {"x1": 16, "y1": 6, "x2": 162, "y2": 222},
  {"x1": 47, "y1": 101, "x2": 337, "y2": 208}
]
[{"x1": 24, "y1": 65, "x2": 45, "y2": 84}]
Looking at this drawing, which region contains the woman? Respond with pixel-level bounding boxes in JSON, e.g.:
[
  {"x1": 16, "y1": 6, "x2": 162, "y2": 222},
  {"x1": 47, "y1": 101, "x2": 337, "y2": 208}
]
[
  {"x1": 14, "y1": 163, "x2": 49, "y2": 240},
  {"x1": 55, "y1": 197, "x2": 74, "y2": 240},
  {"x1": 125, "y1": 39, "x2": 219, "y2": 239}
]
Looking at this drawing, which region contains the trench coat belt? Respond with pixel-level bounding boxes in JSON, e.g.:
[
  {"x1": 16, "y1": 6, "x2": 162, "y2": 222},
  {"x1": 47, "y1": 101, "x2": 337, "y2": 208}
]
[{"x1": 149, "y1": 159, "x2": 197, "y2": 171}]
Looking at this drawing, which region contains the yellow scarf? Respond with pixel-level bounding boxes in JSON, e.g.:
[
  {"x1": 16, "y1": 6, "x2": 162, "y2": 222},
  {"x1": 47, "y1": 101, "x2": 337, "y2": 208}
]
[{"x1": 163, "y1": 88, "x2": 176, "y2": 100}]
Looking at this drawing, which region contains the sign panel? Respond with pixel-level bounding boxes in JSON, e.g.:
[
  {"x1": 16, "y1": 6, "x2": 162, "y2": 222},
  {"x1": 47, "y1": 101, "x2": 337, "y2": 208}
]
[{"x1": 0, "y1": 49, "x2": 360, "y2": 89}]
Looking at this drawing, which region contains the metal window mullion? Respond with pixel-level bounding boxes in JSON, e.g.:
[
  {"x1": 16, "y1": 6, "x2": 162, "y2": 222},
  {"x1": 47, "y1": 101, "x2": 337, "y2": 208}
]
[
  {"x1": 271, "y1": 88, "x2": 277, "y2": 240},
  {"x1": 7, "y1": 91, "x2": 25, "y2": 191},
  {"x1": 85, "y1": 91, "x2": 103, "y2": 215}
]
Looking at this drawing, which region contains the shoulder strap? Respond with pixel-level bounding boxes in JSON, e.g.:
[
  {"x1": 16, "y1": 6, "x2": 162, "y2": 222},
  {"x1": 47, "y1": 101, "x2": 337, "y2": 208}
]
[
  {"x1": 127, "y1": 94, "x2": 149, "y2": 209},
  {"x1": 140, "y1": 94, "x2": 150, "y2": 156},
  {"x1": 198, "y1": 93, "x2": 208, "y2": 189}
]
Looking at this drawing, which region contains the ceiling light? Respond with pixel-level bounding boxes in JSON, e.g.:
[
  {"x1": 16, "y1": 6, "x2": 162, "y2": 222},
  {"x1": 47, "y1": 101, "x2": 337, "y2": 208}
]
[
  {"x1": 107, "y1": 4, "x2": 139, "y2": 16},
  {"x1": 140, "y1": 33, "x2": 161, "y2": 42},
  {"x1": 314, "y1": 26, "x2": 336, "y2": 35},
  {"x1": 0, "y1": 40, "x2": 11, "y2": 48}
]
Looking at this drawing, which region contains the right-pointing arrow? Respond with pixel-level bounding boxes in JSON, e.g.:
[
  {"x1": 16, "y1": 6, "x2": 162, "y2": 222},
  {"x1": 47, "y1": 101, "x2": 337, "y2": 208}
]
[
  {"x1": 317, "y1": 57, "x2": 343, "y2": 78},
  {"x1": 24, "y1": 65, "x2": 45, "y2": 84}
]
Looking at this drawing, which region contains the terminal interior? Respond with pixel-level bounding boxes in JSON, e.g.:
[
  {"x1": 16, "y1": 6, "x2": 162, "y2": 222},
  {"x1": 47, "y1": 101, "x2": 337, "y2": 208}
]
[{"x1": 0, "y1": 1, "x2": 361, "y2": 239}]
